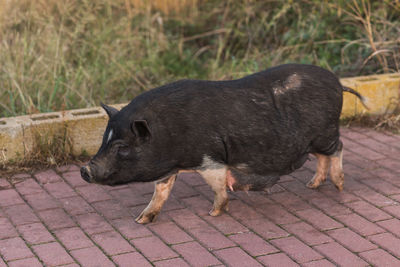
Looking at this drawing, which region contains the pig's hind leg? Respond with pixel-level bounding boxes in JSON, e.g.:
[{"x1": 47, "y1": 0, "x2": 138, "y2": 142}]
[
  {"x1": 307, "y1": 139, "x2": 344, "y2": 191},
  {"x1": 329, "y1": 141, "x2": 344, "y2": 191},
  {"x1": 135, "y1": 174, "x2": 177, "y2": 224},
  {"x1": 306, "y1": 153, "x2": 330, "y2": 189}
]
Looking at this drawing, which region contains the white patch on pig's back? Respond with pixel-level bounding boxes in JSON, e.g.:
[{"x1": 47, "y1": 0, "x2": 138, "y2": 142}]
[{"x1": 273, "y1": 73, "x2": 302, "y2": 95}]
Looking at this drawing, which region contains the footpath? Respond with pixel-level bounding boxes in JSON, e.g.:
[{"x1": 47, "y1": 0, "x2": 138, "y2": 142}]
[{"x1": 0, "y1": 127, "x2": 400, "y2": 266}]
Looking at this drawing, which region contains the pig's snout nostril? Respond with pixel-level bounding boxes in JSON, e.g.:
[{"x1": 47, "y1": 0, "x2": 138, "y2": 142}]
[{"x1": 80, "y1": 166, "x2": 92, "y2": 183}]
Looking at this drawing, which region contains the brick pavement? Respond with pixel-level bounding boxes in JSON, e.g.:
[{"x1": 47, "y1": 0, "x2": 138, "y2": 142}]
[{"x1": 0, "y1": 127, "x2": 400, "y2": 266}]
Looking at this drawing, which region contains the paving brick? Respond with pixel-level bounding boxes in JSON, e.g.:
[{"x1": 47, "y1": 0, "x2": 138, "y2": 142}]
[
  {"x1": 187, "y1": 225, "x2": 235, "y2": 250},
  {"x1": 214, "y1": 247, "x2": 262, "y2": 267},
  {"x1": 271, "y1": 236, "x2": 323, "y2": 263},
  {"x1": 33, "y1": 242, "x2": 74, "y2": 266},
  {"x1": 38, "y1": 208, "x2": 75, "y2": 230},
  {"x1": 377, "y1": 158, "x2": 400, "y2": 172},
  {"x1": 14, "y1": 179, "x2": 43, "y2": 195},
  {"x1": 62, "y1": 171, "x2": 88, "y2": 187},
  {"x1": 71, "y1": 247, "x2": 114, "y2": 267},
  {"x1": 341, "y1": 129, "x2": 369, "y2": 140},
  {"x1": 171, "y1": 179, "x2": 200, "y2": 199},
  {"x1": 181, "y1": 195, "x2": 213, "y2": 216},
  {"x1": 17, "y1": 223, "x2": 54, "y2": 245},
  {"x1": 129, "y1": 182, "x2": 155, "y2": 195},
  {"x1": 154, "y1": 257, "x2": 190, "y2": 267},
  {"x1": 228, "y1": 200, "x2": 265, "y2": 221},
  {"x1": 309, "y1": 196, "x2": 352, "y2": 216},
  {"x1": 194, "y1": 184, "x2": 218, "y2": 201},
  {"x1": 203, "y1": 213, "x2": 248, "y2": 235},
  {"x1": 56, "y1": 164, "x2": 80, "y2": 173},
  {"x1": 34, "y1": 169, "x2": 62, "y2": 184},
  {"x1": 327, "y1": 227, "x2": 377, "y2": 253},
  {"x1": 131, "y1": 236, "x2": 178, "y2": 261},
  {"x1": 335, "y1": 213, "x2": 385, "y2": 236},
  {"x1": 301, "y1": 259, "x2": 336, "y2": 267},
  {"x1": 4, "y1": 204, "x2": 40, "y2": 225},
  {"x1": 362, "y1": 178, "x2": 400, "y2": 196},
  {"x1": 173, "y1": 241, "x2": 221, "y2": 266},
  {"x1": 349, "y1": 145, "x2": 386, "y2": 161},
  {"x1": 0, "y1": 237, "x2": 33, "y2": 261},
  {"x1": 282, "y1": 221, "x2": 332, "y2": 246},
  {"x1": 243, "y1": 218, "x2": 289, "y2": 240},
  {"x1": 229, "y1": 232, "x2": 278, "y2": 256},
  {"x1": 76, "y1": 185, "x2": 112, "y2": 203},
  {"x1": 75, "y1": 213, "x2": 113, "y2": 235},
  {"x1": 111, "y1": 217, "x2": 152, "y2": 240},
  {"x1": 0, "y1": 189, "x2": 24, "y2": 207},
  {"x1": 353, "y1": 187, "x2": 396, "y2": 207},
  {"x1": 359, "y1": 248, "x2": 400, "y2": 267},
  {"x1": 234, "y1": 190, "x2": 274, "y2": 206},
  {"x1": 345, "y1": 200, "x2": 392, "y2": 222},
  {"x1": 383, "y1": 205, "x2": 400, "y2": 219},
  {"x1": 43, "y1": 181, "x2": 77, "y2": 199},
  {"x1": 377, "y1": 218, "x2": 400, "y2": 237},
  {"x1": 368, "y1": 232, "x2": 400, "y2": 258},
  {"x1": 180, "y1": 172, "x2": 206, "y2": 186},
  {"x1": 148, "y1": 221, "x2": 193, "y2": 244},
  {"x1": 295, "y1": 208, "x2": 342, "y2": 231},
  {"x1": 7, "y1": 257, "x2": 43, "y2": 267},
  {"x1": 112, "y1": 252, "x2": 152, "y2": 267},
  {"x1": 108, "y1": 187, "x2": 149, "y2": 207},
  {"x1": 315, "y1": 242, "x2": 368, "y2": 267},
  {"x1": 92, "y1": 199, "x2": 131, "y2": 220},
  {"x1": 269, "y1": 191, "x2": 312, "y2": 212},
  {"x1": 54, "y1": 227, "x2": 93, "y2": 250},
  {"x1": 92, "y1": 231, "x2": 135, "y2": 255},
  {"x1": 318, "y1": 188, "x2": 360, "y2": 204},
  {"x1": 0, "y1": 178, "x2": 12, "y2": 190},
  {"x1": 257, "y1": 253, "x2": 300, "y2": 267},
  {"x1": 24, "y1": 192, "x2": 60, "y2": 211},
  {"x1": 0, "y1": 217, "x2": 18, "y2": 240},
  {"x1": 167, "y1": 209, "x2": 209, "y2": 229},
  {"x1": 60, "y1": 196, "x2": 94, "y2": 216},
  {"x1": 256, "y1": 204, "x2": 300, "y2": 225}
]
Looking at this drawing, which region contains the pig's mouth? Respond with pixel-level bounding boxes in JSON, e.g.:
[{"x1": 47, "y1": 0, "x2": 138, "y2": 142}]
[
  {"x1": 80, "y1": 165, "x2": 93, "y2": 183},
  {"x1": 80, "y1": 165, "x2": 122, "y2": 185}
]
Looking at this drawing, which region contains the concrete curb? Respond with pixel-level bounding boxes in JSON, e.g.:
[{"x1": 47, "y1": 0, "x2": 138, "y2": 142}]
[{"x1": 1, "y1": 73, "x2": 399, "y2": 163}]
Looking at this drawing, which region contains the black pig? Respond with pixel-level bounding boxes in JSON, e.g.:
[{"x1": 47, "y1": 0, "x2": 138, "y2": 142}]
[{"x1": 81, "y1": 64, "x2": 366, "y2": 224}]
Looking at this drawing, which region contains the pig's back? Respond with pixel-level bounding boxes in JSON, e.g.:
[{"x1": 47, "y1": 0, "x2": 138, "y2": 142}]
[{"x1": 126, "y1": 64, "x2": 343, "y2": 175}]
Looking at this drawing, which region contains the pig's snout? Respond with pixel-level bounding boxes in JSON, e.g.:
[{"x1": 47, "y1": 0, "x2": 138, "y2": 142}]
[{"x1": 80, "y1": 166, "x2": 93, "y2": 183}]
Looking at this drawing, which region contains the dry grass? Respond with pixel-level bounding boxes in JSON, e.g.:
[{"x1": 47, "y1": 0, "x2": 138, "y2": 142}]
[{"x1": 0, "y1": 0, "x2": 399, "y2": 118}]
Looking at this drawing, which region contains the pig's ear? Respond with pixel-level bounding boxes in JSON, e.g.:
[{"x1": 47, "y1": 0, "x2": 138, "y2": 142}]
[
  {"x1": 101, "y1": 102, "x2": 118, "y2": 118},
  {"x1": 132, "y1": 120, "x2": 151, "y2": 142}
]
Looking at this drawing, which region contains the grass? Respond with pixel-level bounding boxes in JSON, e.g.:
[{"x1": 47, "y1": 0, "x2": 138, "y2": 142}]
[{"x1": 0, "y1": 0, "x2": 399, "y2": 117}]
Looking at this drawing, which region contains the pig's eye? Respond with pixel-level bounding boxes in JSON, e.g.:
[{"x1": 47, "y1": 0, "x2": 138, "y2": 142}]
[{"x1": 117, "y1": 146, "x2": 130, "y2": 158}]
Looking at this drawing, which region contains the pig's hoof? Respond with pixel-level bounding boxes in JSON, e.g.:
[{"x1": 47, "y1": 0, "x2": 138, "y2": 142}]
[
  {"x1": 306, "y1": 181, "x2": 320, "y2": 189},
  {"x1": 135, "y1": 212, "x2": 156, "y2": 224},
  {"x1": 306, "y1": 176, "x2": 325, "y2": 189},
  {"x1": 335, "y1": 184, "x2": 344, "y2": 192},
  {"x1": 209, "y1": 205, "x2": 228, "y2": 217},
  {"x1": 331, "y1": 173, "x2": 344, "y2": 192},
  {"x1": 209, "y1": 209, "x2": 223, "y2": 217}
]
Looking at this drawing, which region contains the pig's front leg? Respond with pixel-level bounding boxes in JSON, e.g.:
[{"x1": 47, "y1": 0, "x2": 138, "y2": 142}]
[
  {"x1": 197, "y1": 166, "x2": 229, "y2": 216},
  {"x1": 135, "y1": 174, "x2": 177, "y2": 224}
]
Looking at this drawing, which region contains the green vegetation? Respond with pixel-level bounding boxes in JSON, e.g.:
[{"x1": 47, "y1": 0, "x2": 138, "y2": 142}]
[{"x1": 1, "y1": 0, "x2": 399, "y2": 117}]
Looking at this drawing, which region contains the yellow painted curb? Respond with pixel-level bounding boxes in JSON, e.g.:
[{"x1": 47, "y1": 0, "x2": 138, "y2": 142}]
[
  {"x1": 1, "y1": 73, "x2": 399, "y2": 163},
  {"x1": 341, "y1": 73, "x2": 400, "y2": 117}
]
